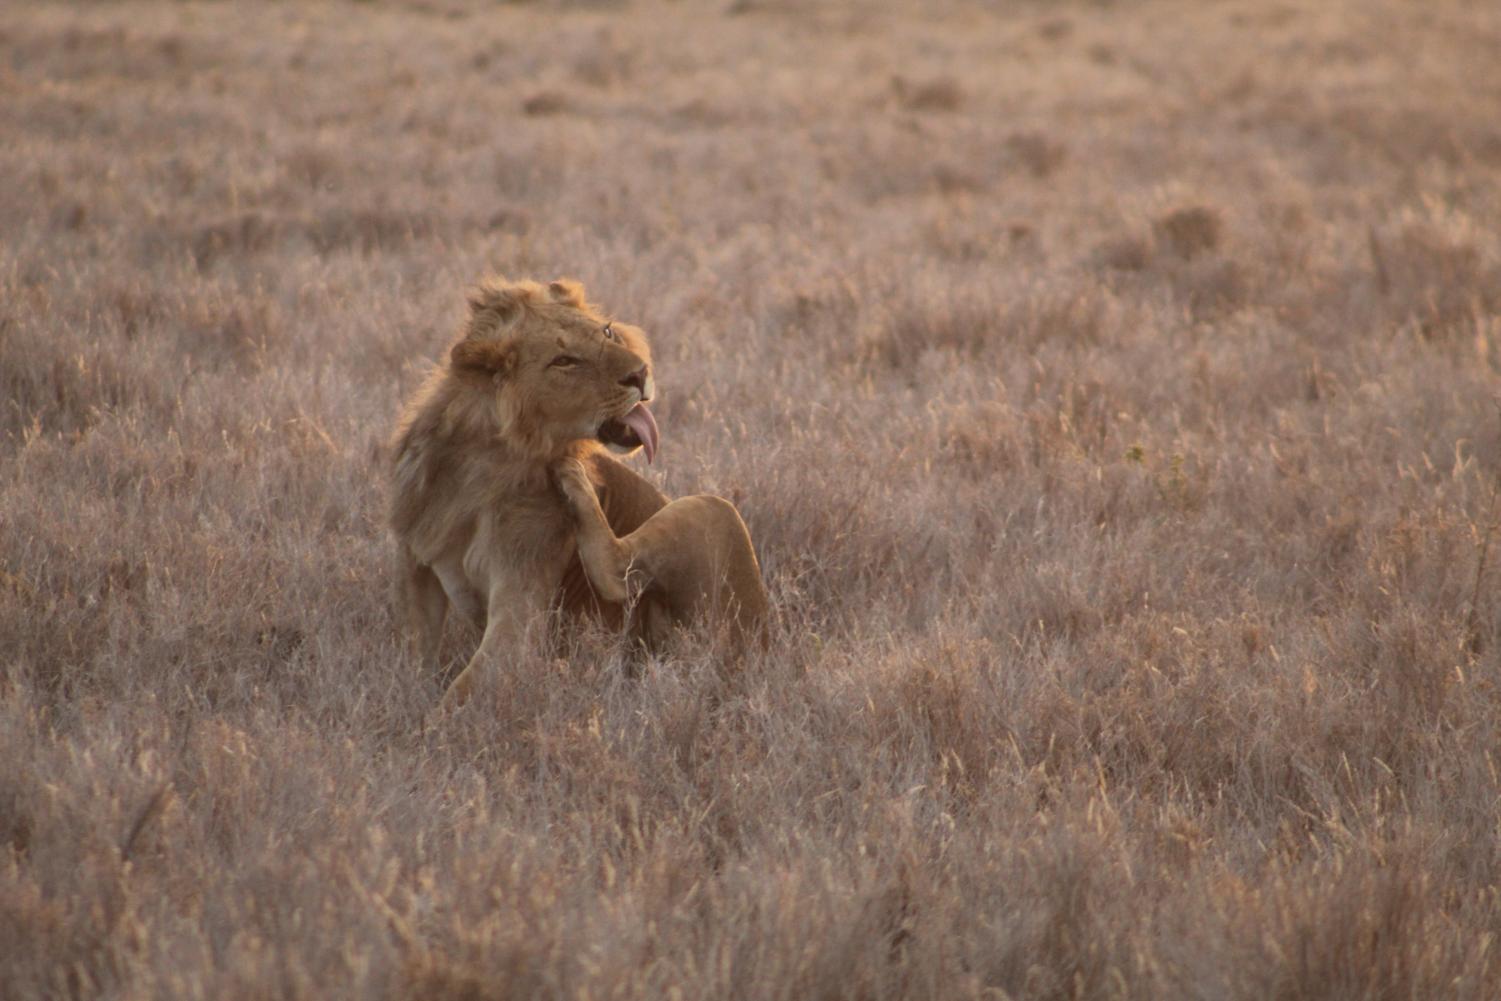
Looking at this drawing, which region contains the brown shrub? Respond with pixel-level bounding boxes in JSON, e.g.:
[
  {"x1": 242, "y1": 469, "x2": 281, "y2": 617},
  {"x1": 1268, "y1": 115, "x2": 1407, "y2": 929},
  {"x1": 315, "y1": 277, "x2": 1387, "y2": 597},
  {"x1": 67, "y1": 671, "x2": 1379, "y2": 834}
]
[
  {"x1": 1154, "y1": 205, "x2": 1224, "y2": 259},
  {"x1": 522, "y1": 90, "x2": 571, "y2": 116},
  {"x1": 891, "y1": 74, "x2": 964, "y2": 113},
  {"x1": 1006, "y1": 130, "x2": 1069, "y2": 179}
]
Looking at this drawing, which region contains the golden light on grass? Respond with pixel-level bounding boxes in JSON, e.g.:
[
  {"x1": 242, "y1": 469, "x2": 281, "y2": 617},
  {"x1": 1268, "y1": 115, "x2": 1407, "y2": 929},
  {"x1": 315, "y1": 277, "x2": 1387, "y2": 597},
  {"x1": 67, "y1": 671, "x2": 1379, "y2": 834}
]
[{"x1": 3, "y1": 0, "x2": 1501, "y2": 997}]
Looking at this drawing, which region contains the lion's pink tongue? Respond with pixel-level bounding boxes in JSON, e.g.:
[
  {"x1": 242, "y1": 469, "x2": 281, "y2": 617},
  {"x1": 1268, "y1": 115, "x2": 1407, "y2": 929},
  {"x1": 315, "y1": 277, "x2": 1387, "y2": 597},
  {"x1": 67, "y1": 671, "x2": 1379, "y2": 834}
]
[{"x1": 621, "y1": 402, "x2": 659, "y2": 464}]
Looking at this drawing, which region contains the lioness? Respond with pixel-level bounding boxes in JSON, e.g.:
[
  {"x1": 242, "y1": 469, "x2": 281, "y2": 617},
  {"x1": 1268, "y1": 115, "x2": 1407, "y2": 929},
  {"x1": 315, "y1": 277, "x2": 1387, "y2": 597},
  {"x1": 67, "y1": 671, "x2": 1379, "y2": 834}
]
[{"x1": 390, "y1": 277, "x2": 767, "y2": 708}]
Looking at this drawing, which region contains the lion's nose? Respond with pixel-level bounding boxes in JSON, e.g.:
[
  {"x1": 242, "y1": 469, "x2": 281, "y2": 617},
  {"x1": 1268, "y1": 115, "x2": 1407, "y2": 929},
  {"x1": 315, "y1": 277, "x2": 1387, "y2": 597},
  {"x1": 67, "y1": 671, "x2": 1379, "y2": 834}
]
[{"x1": 620, "y1": 366, "x2": 649, "y2": 399}]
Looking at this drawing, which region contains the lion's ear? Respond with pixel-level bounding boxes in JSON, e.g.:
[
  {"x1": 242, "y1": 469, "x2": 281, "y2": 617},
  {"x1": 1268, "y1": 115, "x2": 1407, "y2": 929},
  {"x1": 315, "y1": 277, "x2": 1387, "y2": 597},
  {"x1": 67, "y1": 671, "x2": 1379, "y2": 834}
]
[
  {"x1": 467, "y1": 279, "x2": 523, "y2": 326},
  {"x1": 451, "y1": 338, "x2": 517, "y2": 378},
  {"x1": 547, "y1": 279, "x2": 585, "y2": 308}
]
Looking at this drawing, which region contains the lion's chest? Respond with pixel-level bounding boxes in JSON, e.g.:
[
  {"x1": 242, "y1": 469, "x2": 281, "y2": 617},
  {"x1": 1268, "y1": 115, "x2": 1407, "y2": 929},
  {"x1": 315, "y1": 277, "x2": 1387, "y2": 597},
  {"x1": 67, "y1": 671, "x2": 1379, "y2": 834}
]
[{"x1": 451, "y1": 494, "x2": 576, "y2": 599}]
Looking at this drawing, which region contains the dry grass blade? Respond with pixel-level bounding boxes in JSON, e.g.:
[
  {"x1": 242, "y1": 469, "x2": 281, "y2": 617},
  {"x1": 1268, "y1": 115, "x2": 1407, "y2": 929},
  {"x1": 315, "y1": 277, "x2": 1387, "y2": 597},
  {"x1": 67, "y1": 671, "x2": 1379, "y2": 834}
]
[{"x1": 118, "y1": 783, "x2": 172, "y2": 863}]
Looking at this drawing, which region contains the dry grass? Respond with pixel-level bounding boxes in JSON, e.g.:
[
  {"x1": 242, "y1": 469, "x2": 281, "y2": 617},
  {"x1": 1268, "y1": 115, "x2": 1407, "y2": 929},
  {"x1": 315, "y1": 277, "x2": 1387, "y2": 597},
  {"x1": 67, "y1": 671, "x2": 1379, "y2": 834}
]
[{"x1": 4, "y1": 0, "x2": 1501, "y2": 997}]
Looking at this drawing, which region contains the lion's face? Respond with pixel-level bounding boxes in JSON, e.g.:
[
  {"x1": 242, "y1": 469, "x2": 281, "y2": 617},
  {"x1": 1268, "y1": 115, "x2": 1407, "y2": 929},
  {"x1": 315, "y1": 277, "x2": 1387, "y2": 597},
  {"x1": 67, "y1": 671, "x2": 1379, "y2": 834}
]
[{"x1": 450, "y1": 278, "x2": 659, "y2": 462}]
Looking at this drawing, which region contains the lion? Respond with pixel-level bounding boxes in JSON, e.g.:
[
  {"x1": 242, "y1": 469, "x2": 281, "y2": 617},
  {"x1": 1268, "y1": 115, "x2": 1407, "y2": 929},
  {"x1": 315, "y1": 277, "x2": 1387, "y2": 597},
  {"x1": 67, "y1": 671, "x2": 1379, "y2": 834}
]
[{"x1": 389, "y1": 276, "x2": 767, "y2": 708}]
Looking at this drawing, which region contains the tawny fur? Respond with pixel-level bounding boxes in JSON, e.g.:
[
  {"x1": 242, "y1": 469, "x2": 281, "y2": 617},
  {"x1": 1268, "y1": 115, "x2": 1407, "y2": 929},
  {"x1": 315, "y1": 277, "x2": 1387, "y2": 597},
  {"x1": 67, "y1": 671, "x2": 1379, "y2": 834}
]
[
  {"x1": 389, "y1": 277, "x2": 766, "y2": 708},
  {"x1": 556, "y1": 457, "x2": 768, "y2": 652}
]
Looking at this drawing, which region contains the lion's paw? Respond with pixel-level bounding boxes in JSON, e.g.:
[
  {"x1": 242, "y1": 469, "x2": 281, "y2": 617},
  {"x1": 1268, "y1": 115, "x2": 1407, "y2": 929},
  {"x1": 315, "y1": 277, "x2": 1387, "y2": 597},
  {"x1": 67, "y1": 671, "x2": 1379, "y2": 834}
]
[{"x1": 552, "y1": 457, "x2": 595, "y2": 509}]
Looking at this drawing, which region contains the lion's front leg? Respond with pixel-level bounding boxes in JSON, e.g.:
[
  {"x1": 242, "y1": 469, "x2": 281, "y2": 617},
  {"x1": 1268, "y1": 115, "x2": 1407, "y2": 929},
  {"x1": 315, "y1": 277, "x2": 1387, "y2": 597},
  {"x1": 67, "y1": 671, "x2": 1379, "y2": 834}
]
[
  {"x1": 399, "y1": 547, "x2": 449, "y2": 673},
  {"x1": 555, "y1": 457, "x2": 637, "y2": 604},
  {"x1": 438, "y1": 568, "x2": 555, "y2": 711}
]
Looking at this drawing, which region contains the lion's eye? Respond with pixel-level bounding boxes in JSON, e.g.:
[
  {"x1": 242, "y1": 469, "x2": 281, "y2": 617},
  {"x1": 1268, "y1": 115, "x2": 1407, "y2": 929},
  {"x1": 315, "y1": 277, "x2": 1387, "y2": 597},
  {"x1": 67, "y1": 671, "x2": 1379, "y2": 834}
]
[
  {"x1": 549, "y1": 355, "x2": 581, "y2": 369},
  {"x1": 603, "y1": 322, "x2": 620, "y2": 343}
]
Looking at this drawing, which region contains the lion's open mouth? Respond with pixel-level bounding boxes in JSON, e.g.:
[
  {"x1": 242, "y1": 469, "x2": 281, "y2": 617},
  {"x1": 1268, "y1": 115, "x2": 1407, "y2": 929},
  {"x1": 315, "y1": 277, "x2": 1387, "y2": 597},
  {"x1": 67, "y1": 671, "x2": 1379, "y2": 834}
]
[{"x1": 597, "y1": 402, "x2": 659, "y2": 464}]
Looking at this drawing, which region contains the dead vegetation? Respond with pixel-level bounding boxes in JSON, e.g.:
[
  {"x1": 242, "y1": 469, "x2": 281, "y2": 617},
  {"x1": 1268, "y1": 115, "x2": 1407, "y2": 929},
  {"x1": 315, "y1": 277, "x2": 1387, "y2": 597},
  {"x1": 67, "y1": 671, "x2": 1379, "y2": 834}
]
[{"x1": 2, "y1": 0, "x2": 1501, "y2": 998}]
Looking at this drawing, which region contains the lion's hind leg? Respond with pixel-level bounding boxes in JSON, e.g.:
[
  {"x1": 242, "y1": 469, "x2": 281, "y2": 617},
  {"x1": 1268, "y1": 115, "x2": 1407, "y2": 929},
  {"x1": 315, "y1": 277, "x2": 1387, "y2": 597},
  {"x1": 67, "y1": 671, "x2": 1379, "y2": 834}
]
[
  {"x1": 555, "y1": 459, "x2": 767, "y2": 649},
  {"x1": 626, "y1": 494, "x2": 769, "y2": 647}
]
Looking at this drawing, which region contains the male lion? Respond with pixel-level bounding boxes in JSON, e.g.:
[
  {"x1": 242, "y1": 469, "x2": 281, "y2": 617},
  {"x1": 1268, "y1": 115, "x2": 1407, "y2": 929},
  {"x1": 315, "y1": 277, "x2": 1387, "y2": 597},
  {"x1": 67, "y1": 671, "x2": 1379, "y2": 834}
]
[{"x1": 389, "y1": 277, "x2": 767, "y2": 708}]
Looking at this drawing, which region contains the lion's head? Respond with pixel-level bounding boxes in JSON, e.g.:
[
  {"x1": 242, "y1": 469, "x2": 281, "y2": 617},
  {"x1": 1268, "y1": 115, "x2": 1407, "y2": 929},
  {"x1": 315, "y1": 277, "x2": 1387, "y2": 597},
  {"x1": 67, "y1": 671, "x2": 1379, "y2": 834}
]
[{"x1": 448, "y1": 277, "x2": 659, "y2": 463}]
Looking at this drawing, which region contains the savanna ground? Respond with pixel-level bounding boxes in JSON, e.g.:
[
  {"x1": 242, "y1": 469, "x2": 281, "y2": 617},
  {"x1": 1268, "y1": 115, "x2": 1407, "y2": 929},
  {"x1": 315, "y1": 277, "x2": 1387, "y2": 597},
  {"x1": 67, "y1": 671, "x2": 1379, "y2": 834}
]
[{"x1": 3, "y1": 0, "x2": 1501, "y2": 997}]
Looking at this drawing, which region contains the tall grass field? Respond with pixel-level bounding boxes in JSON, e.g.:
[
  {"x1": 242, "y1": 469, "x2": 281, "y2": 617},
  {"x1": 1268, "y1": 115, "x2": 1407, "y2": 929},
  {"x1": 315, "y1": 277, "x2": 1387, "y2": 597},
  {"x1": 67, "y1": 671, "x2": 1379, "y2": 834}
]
[{"x1": 3, "y1": 1, "x2": 1501, "y2": 997}]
